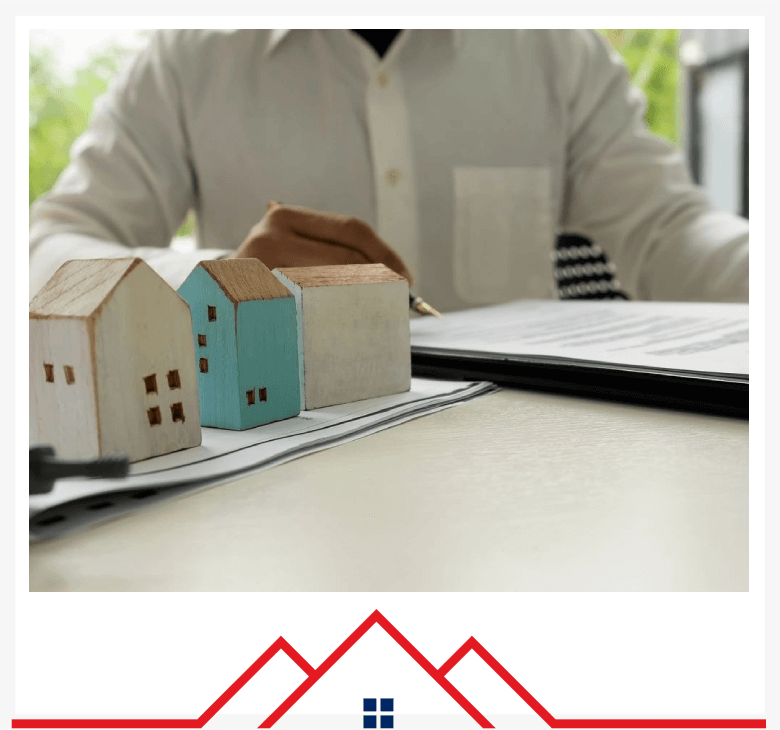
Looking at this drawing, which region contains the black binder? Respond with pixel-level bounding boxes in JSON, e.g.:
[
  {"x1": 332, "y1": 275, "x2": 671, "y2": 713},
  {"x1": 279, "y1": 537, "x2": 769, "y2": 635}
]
[
  {"x1": 412, "y1": 348, "x2": 747, "y2": 419},
  {"x1": 411, "y1": 300, "x2": 750, "y2": 418}
]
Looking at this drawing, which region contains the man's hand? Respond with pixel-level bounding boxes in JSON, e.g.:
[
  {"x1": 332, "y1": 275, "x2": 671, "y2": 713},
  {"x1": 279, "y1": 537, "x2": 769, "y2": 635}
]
[{"x1": 231, "y1": 203, "x2": 412, "y2": 282}]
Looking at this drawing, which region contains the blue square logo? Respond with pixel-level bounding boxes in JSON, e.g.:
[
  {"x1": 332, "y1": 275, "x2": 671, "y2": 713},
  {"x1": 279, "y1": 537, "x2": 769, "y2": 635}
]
[
  {"x1": 363, "y1": 698, "x2": 377, "y2": 713},
  {"x1": 380, "y1": 698, "x2": 394, "y2": 712},
  {"x1": 363, "y1": 716, "x2": 377, "y2": 729},
  {"x1": 380, "y1": 716, "x2": 393, "y2": 728}
]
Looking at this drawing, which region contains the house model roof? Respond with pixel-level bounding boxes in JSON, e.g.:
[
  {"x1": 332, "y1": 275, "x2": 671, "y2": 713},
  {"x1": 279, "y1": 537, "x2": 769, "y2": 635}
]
[
  {"x1": 275, "y1": 263, "x2": 405, "y2": 288},
  {"x1": 30, "y1": 258, "x2": 143, "y2": 319},
  {"x1": 199, "y1": 259, "x2": 293, "y2": 302}
]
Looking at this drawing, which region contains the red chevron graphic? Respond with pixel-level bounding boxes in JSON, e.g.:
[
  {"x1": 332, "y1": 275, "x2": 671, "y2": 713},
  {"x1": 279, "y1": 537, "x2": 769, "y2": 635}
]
[{"x1": 12, "y1": 610, "x2": 765, "y2": 729}]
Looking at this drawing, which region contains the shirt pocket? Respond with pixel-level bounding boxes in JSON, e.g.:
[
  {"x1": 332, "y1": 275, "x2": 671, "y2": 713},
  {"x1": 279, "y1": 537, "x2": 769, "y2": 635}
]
[{"x1": 453, "y1": 166, "x2": 554, "y2": 304}]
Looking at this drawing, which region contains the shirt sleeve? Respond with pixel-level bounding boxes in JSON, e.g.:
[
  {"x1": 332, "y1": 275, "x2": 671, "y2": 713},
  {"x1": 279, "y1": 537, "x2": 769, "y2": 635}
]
[
  {"x1": 557, "y1": 30, "x2": 748, "y2": 303},
  {"x1": 28, "y1": 31, "x2": 230, "y2": 298}
]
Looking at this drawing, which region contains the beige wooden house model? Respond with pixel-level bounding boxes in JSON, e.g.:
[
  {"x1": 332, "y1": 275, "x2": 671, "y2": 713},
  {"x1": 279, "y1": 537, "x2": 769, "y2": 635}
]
[
  {"x1": 29, "y1": 258, "x2": 201, "y2": 463},
  {"x1": 273, "y1": 264, "x2": 411, "y2": 409}
]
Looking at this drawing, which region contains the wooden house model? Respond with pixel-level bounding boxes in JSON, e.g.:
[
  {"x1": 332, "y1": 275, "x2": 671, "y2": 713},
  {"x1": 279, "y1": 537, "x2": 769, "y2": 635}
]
[
  {"x1": 29, "y1": 258, "x2": 201, "y2": 463},
  {"x1": 177, "y1": 258, "x2": 301, "y2": 429},
  {"x1": 273, "y1": 264, "x2": 411, "y2": 409}
]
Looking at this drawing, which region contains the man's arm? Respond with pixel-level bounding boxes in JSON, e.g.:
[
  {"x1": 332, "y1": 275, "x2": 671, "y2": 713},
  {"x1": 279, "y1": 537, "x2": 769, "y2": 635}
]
[
  {"x1": 28, "y1": 31, "x2": 229, "y2": 298},
  {"x1": 557, "y1": 30, "x2": 748, "y2": 303}
]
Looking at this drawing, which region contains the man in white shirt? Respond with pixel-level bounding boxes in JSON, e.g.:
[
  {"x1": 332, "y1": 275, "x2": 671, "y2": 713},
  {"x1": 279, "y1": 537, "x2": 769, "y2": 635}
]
[{"x1": 28, "y1": 29, "x2": 749, "y2": 310}]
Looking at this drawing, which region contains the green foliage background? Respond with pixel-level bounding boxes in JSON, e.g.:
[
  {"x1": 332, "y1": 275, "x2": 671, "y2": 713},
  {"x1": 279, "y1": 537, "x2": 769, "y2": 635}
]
[
  {"x1": 29, "y1": 29, "x2": 681, "y2": 231},
  {"x1": 29, "y1": 34, "x2": 195, "y2": 236},
  {"x1": 598, "y1": 29, "x2": 681, "y2": 144},
  {"x1": 29, "y1": 44, "x2": 123, "y2": 206}
]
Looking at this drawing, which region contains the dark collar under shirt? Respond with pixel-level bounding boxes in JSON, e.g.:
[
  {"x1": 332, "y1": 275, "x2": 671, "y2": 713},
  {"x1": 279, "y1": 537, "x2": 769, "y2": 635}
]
[{"x1": 350, "y1": 30, "x2": 402, "y2": 59}]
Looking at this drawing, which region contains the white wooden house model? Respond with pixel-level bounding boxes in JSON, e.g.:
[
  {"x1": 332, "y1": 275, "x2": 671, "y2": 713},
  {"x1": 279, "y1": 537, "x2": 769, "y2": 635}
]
[
  {"x1": 29, "y1": 258, "x2": 201, "y2": 463},
  {"x1": 273, "y1": 264, "x2": 411, "y2": 409}
]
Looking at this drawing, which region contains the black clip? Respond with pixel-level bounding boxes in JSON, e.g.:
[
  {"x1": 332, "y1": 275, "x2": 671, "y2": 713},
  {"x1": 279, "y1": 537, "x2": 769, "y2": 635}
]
[{"x1": 29, "y1": 446, "x2": 130, "y2": 495}]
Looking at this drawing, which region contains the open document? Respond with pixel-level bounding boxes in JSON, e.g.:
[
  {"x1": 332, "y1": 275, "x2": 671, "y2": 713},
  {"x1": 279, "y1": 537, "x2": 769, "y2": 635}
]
[
  {"x1": 30, "y1": 378, "x2": 497, "y2": 538},
  {"x1": 411, "y1": 300, "x2": 748, "y2": 417}
]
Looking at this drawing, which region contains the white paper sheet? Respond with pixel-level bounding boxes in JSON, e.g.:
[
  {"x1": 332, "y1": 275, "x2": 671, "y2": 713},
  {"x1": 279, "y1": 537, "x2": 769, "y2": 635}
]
[
  {"x1": 411, "y1": 300, "x2": 748, "y2": 379},
  {"x1": 29, "y1": 378, "x2": 497, "y2": 537}
]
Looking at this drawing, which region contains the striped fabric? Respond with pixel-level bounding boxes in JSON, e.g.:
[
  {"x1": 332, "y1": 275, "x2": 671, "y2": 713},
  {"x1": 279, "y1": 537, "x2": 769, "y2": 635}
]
[{"x1": 553, "y1": 233, "x2": 630, "y2": 300}]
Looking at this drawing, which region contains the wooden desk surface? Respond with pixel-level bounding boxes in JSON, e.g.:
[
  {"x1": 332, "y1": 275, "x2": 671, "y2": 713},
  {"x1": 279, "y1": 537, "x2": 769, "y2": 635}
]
[{"x1": 29, "y1": 389, "x2": 748, "y2": 592}]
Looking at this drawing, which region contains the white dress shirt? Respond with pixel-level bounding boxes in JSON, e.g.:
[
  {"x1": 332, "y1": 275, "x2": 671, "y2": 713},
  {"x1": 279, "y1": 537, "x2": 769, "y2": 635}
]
[{"x1": 29, "y1": 29, "x2": 749, "y2": 308}]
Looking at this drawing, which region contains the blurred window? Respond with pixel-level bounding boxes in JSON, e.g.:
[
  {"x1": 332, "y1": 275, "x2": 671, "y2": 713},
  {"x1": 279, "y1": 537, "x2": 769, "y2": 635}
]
[
  {"x1": 697, "y1": 58, "x2": 747, "y2": 217},
  {"x1": 681, "y1": 32, "x2": 749, "y2": 219}
]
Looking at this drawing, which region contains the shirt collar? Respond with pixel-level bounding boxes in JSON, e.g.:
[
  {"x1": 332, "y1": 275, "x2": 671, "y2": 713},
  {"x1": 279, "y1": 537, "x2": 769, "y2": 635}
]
[{"x1": 264, "y1": 29, "x2": 460, "y2": 58}]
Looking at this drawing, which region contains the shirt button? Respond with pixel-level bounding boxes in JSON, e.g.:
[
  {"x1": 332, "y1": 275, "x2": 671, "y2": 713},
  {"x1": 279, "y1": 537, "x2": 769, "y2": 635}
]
[
  {"x1": 377, "y1": 72, "x2": 388, "y2": 86},
  {"x1": 386, "y1": 168, "x2": 401, "y2": 186}
]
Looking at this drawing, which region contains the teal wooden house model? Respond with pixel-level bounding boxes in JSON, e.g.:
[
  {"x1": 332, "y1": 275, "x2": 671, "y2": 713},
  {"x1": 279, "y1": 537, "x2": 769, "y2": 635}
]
[{"x1": 177, "y1": 259, "x2": 301, "y2": 430}]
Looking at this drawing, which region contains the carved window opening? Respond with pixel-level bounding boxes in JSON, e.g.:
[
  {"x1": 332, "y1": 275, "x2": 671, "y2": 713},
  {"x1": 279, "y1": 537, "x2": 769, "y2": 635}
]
[
  {"x1": 63, "y1": 365, "x2": 75, "y2": 384},
  {"x1": 208, "y1": 306, "x2": 217, "y2": 322},
  {"x1": 44, "y1": 363, "x2": 54, "y2": 382},
  {"x1": 198, "y1": 334, "x2": 207, "y2": 347},
  {"x1": 258, "y1": 387, "x2": 267, "y2": 402},
  {"x1": 246, "y1": 389, "x2": 255, "y2": 405},
  {"x1": 167, "y1": 370, "x2": 181, "y2": 389},
  {"x1": 199, "y1": 358, "x2": 209, "y2": 373},
  {"x1": 171, "y1": 403, "x2": 185, "y2": 422},
  {"x1": 147, "y1": 406, "x2": 162, "y2": 426},
  {"x1": 144, "y1": 374, "x2": 157, "y2": 394}
]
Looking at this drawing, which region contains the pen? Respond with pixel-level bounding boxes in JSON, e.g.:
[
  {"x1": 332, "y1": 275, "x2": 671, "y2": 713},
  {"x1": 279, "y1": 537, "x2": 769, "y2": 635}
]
[{"x1": 409, "y1": 292, "x2": 442, "y2": 317}]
